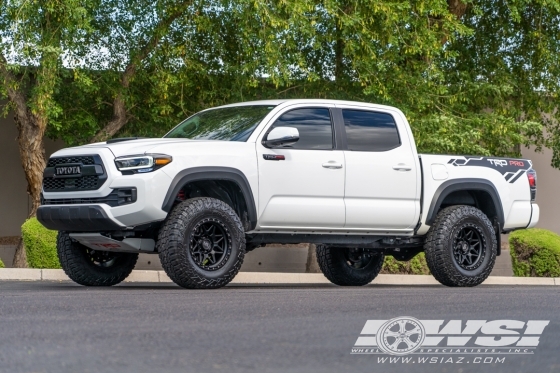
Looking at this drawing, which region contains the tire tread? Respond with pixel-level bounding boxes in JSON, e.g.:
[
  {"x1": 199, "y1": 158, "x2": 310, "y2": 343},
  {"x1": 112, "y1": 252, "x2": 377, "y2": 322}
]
[
  {"x1": 424, "y1": 205, "x2": 497, "y2": 287},
  {"x1": 316, "y1": 245, "x2": 384, "y2": 286},
  {"x1": 157, "y1": 197, "x2": 245, "y2": 289},
  {"x1": 57, "y1": 232, "x2": 138, "y2": 286}
]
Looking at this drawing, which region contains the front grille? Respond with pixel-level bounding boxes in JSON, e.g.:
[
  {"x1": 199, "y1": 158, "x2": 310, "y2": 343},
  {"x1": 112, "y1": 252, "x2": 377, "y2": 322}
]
[
  {"x1": 43, "y1": 155, "x2": 107, "y2": 192},
  {"x1": 42, "y1": 188, "x2": 137, "y2": 207},
  {"x1": 43, "y1": 175, "x2": 99, "y2": 190},
  {"x1": 75, "y1": 175, "x2": 99, "y2": 189},
  {"x1": 47, "y1": 156, "x2": 95, "y2": 167}
]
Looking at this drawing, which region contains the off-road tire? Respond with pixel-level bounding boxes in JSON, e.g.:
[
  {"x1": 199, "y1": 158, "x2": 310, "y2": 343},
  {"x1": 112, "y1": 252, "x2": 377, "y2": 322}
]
[
  {"x1": 424, "y1": 205, "x2": 497, "y2": 287},
  {"x1": 316, "y1": 245, "x2": 384, "y2": 286},
  {"x1": 57, "y1": 232, "x2": 138, "y2": 286},
  {"x1": 158, "y1": 197, "x2": 246, "y2": 289}
]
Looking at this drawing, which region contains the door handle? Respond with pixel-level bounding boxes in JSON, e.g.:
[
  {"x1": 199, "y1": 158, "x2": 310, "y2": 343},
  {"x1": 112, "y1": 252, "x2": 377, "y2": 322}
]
[
  {"x1": 322, "y1": 161, "x2": 343, "y2": 169},
  {"x1": 392, "y1": 163, "x2": 412, "y2": 171}
]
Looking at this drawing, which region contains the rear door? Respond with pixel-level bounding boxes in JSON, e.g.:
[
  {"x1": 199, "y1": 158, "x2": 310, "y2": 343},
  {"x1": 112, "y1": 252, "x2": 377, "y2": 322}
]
[
  {"x1": 256, "y1": 105, "x2": 346, "y2": 229},
  {"x1": 335, "y1": 105, "x2": 420, "y2": 231}
]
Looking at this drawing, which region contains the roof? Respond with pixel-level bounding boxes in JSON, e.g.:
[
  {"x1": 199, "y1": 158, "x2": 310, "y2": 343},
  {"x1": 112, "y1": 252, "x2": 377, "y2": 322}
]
[{"x1": 216, "y1": 99, "x2": 399, "y2": 112}]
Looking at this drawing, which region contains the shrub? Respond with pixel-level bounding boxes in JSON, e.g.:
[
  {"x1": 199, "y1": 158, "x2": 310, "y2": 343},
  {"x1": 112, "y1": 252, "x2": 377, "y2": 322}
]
[
  {"x1": 0, "y1": 258, "x2": 4, "y2": 268},
  {"x1": 21, "y1": 217, "x2": 60, "y2": 269},
  {"x1": 509, "y1": 228, "x2": 560, "y2": 277},
  {"x1": 381, "y1": 252, "x2": 430, "y2": 275}
]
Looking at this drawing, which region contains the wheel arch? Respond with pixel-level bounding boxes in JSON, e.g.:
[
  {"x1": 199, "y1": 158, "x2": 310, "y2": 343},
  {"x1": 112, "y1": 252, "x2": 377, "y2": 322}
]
[
  {"x1": 425, "y1": 179, "x2": 504, "y2": 228},
  {"x1": 161, "y1": 167, "x2": 257, "y2": 230}
]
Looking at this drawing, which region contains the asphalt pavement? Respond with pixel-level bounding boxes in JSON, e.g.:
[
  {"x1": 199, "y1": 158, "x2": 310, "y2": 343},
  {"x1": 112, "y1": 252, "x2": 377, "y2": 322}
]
[{"x1": 0, "y1": 282, "x2": 558, "y2": 373}]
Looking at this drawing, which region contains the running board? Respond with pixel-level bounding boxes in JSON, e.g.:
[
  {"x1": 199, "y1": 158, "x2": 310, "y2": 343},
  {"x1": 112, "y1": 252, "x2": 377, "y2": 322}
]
[{"x1": 69, "y1": 233, "x2": 156, "y2": 253}]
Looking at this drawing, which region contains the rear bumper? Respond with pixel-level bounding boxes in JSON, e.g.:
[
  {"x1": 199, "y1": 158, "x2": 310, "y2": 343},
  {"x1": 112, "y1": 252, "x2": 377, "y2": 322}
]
[
  {"x1": 37, "y1": 205, "x2": 124, "y2": 231},
  {"x1": 527, "y1": 203, "x2": 540, "y2": 228}
]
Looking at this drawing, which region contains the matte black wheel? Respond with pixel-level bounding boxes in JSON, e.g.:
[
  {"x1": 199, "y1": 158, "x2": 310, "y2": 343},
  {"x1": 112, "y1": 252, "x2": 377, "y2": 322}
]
[
  {"x1": 453, "y1": 225, "x2": 485, "y2": 271},
  {"x1": 57, "y1": 232, "x2": 138, "y2": 286},
  {"x1": 424, "y1": 205, "x2": 497, "y2": 287},
  {"x1": 158, "y1": 197, "x2": 245, "y2": 289},
  {"x1": 190, "y1": 218, "x2": 231, "y2": 271},
  {"x1": 316, "y1": 246, "x2": 384, "y2": 286}
]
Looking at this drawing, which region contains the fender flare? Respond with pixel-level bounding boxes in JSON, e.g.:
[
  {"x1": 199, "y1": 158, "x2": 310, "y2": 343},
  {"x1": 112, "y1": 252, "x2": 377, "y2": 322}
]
[
  {"x1": 161, "y1": 167, "x2": 257, "y2": 230},
  {"x1": 425, "y1": 178, "x2": 505, "y2": 227}
]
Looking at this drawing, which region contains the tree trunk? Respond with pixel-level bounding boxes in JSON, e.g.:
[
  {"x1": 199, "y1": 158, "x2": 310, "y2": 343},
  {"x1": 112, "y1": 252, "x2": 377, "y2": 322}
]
[
  {"x1": 1, "y1": 52, "x2": 48, "y2": 267},
  {"x1": 12, "y1": 239, "x2": 27, "y2": 268},
  {"x1": 16, "y1": 115, "x2": 47, "y2": 217},
  {"x1": 11, "y1": 113, "x2": 47, "y2": 268},
  {"x1": 90, "y1": 95, "x2": 128, "y2": 143}
]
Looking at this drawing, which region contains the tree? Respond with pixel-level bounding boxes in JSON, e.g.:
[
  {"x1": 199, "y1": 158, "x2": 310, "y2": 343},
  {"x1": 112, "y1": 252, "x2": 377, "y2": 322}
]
[
  {"x1": 2, "y1": 0, "x2": 559, "y2": 268},
  {"x1": 0, "y1": 0, "x2": 95, "y2": 267},
  {"x1": 0, "y1": 0, "x2": 195, "y2": 266}
]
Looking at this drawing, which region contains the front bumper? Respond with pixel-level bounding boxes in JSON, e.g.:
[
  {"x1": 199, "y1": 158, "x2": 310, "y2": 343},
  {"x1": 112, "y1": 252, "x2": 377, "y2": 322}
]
[
  {"x1": 37, "y1": 205, "x2": 124, "y2": 231},
  {"x1": 40, "y1": 148, "x2": 172, "y2": 230}
]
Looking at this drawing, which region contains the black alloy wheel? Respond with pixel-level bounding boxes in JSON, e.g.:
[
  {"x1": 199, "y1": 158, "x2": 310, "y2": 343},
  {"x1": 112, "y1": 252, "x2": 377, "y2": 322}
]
[
  {"x1": 345, "y1": 248, "x2": 376, "y2": 270},
  {"x1": 86, "y1": 249, "x2": 121, "y2": 268},
  {"x1": 452, "y1": 224, "x2": 486, "y2": 271},
  {"x1": 189, "y1": 218, "x2": 231, "y2": 271}
]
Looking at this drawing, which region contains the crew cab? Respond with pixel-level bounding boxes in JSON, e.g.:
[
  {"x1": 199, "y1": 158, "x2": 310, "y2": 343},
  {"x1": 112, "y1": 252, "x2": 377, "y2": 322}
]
[{"x1": 37, "y1": 99, "x2": 539, "y2": 288}]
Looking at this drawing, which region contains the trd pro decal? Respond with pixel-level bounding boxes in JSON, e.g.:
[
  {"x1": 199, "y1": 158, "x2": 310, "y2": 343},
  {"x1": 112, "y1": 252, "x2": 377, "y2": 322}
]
[{"x1": 447, "y1": 157, "x2": 533, "y2": 184}]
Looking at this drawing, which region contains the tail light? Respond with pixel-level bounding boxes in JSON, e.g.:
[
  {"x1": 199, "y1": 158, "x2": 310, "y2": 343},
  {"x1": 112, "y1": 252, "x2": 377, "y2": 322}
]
[{"x1": 527, "y1": 169, "x2": 537, "y2": 201}]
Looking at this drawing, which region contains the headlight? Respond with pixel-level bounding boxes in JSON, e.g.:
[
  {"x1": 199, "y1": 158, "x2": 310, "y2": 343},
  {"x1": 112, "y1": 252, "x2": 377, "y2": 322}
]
[{"x1": 114, "y1": 154, "x2": 172, "y2": 173}]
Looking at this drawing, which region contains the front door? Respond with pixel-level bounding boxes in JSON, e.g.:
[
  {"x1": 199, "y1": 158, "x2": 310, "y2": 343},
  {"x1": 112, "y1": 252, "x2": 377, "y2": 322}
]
[
  {"x1": 257, "y1": 106, "x2": 346, "y2": 229},
  {"x1": 339, "y1": 106, "x2": 420, "y2": 231}
]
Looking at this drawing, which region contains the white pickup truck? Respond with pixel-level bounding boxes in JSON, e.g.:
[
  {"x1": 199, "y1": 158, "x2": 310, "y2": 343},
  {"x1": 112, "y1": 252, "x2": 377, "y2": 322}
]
[{"x1": 37, "y1": 99, "x2": 539, "y2": 289}]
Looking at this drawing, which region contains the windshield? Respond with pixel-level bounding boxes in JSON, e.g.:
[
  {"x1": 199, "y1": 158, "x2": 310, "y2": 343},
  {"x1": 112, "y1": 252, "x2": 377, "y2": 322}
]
[{"x1": 164, "y1": 105, "x2": 276, "y2": 141}]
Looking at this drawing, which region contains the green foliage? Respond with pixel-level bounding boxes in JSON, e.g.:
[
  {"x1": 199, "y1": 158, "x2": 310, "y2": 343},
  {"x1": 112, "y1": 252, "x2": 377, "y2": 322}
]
[
  {"x1": 381, "y1": 252, "x2": 430, "y2": 275},
  {"x1": 0, "y1": 0, "x2": 95, "y2": 123},
  {"x1": 21, "y1": 218, "x2": 60, "y2": 269},
  {"x1": 509, "y1": 229, "x2": 560, "y2": 277},
  {"x1": 0, "y1": 257, "x2": 4, "y2": 268},
  {"x1": 2, "y1": 0, "x2": 560, "y2": 163}
]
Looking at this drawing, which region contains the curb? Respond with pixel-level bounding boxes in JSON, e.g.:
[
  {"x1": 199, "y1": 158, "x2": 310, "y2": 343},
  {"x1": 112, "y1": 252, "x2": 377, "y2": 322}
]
[{"x1": 0, "y1": 269, "x2": 559, "y2": 286}]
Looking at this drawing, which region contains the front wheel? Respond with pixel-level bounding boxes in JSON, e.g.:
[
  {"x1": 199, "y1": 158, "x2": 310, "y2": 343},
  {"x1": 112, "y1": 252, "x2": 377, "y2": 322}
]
[
  {"x1": 316, "y1": 246, "x2": 384, "y2": 286},
  {"x1": 424, "y1": 205, "x2": 497, "y2": 287},
  {"x1": 57, "y1": 232, "x2": 138, "y2": 286},
  {"x1": 157, "y1": 197, "x2": 246, "y2": 289}
]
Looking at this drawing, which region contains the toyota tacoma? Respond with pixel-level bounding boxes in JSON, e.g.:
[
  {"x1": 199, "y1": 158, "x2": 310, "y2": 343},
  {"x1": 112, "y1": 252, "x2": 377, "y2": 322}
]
[{"x1": 37, "y1": 99, "x2": 539, "y2": 288}]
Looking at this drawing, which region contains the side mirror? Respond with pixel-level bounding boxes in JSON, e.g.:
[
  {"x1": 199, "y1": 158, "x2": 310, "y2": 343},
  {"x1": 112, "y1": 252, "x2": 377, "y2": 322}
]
[{"x1": 263, "y1": 127, "x2": 300, "y2": 148}]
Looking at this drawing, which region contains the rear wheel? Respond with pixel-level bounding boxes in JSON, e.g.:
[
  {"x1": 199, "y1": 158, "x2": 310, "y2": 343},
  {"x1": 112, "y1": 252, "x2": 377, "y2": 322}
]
[
  {"x1": 57, "y1": 232, "x2": 138, "y2": 286},
  {"x1": 316, "y1": 246, "x2": 384, "y2": 286},
  {"x1": 424, "y1": 205, "x2": 497, "y2": 287}
]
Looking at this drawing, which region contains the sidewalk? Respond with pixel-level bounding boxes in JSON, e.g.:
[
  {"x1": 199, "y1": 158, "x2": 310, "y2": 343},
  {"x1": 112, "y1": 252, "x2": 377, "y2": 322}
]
[{"x1": 0, "y1": 269, "x2": 557, "y2": 286}]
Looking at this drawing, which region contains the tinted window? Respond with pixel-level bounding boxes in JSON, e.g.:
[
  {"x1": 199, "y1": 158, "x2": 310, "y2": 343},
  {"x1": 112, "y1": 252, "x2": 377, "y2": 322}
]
[
  {"x1": 342, "y1": 110, "x2": 400, "y2": 151},
  {"x1": 269, "y1": 108, "x2": 333, "y2": 150}
]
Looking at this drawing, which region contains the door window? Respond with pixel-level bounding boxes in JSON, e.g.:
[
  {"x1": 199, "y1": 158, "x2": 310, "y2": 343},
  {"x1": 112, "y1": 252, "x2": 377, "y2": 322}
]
[
  {"x1": 342, "y1": 110, "x2": 400, "y2": 151},
  {"x1": 268, "y1": 108, "x2": 333, "y2": 150}
]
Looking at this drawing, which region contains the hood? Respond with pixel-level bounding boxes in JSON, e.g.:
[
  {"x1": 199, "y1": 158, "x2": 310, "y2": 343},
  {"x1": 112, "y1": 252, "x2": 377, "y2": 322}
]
[{"x1": 66, "y1": 138, "x2": 196, "y2": 157}]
